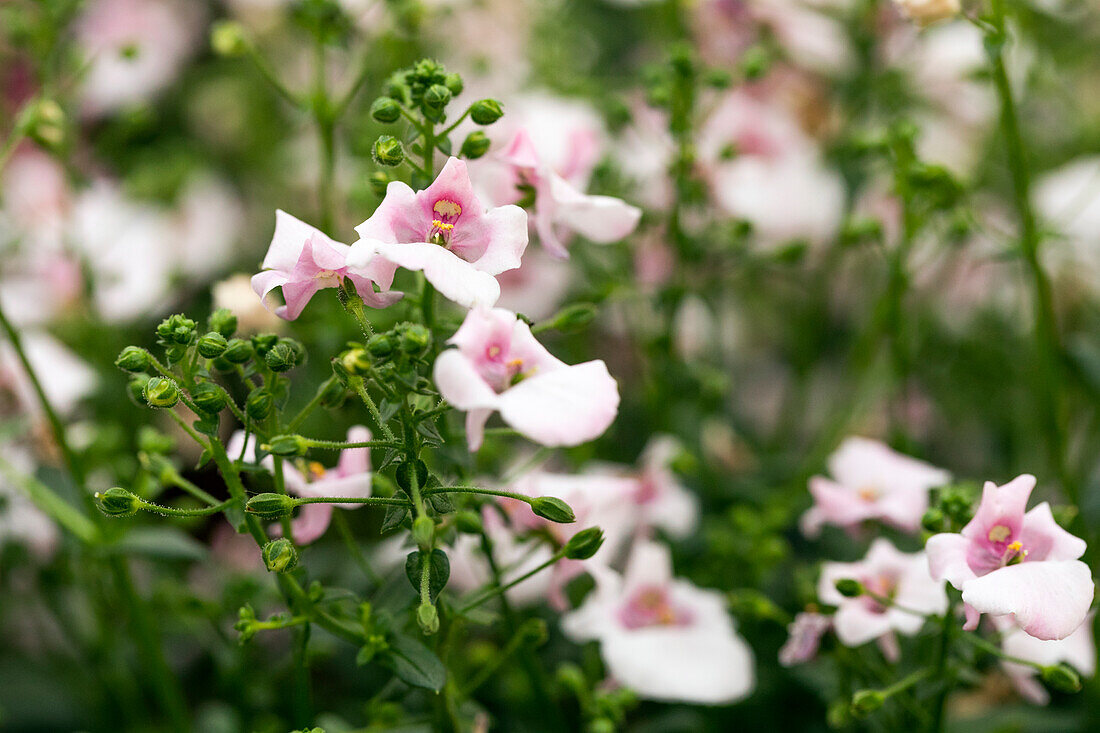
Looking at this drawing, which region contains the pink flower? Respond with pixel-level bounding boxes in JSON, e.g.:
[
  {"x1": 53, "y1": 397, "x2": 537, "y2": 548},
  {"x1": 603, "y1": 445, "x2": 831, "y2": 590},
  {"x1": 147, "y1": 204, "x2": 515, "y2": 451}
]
[
  {"x1": 818, "y1": 538, "x2": 947, "y2": 661},
  {"x1": 926, "y1": 474, "x2": 1094, "y2": 641},
  {"x1": 496, "y1": 130, "x2": 641, "y2": 258},
  {"x1": 998, "y1": 614, "x2": 1096, "y2": 705},
  {"x1": 801, "y1": 436, "x2": 950, "y2": 537},
  {"x1": 0, "y1": 332, "x2": 97, "y2": 419},
  {"x1": 227, "y1": 427, "x2": 373, "y2": 544},
  {"x1": 251, "y1": 210, "x2": 401, "y2": 321},
  {"x1": 630, "y1": 436, "x2": 699, "y2": 540},
  {"x1": 348, "y1": 157, "x2": 528, "y2": 308},
  {"x1": 562, "y1": 539, "x2": 755, "y2": 705},
  {"x1": 433, "y1": 307, "x2": 619, "y2": 451},
  {"x1": 778, "y1": 611, "x2": 832, "y2": 667}
]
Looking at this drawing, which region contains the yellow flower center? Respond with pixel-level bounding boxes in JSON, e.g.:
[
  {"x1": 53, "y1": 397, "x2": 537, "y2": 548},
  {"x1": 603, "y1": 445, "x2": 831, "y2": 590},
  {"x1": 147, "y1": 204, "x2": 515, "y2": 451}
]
[
  {"x1": 988, "y1": 525, "x2": 1011, "y2": 543},
  {"x1": 857, "y1": 485, "x2": 880, "y2": 502}
]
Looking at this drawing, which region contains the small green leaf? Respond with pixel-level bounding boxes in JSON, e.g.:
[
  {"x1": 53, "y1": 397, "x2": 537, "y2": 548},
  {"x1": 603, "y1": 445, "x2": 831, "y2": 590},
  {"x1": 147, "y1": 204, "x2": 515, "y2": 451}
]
[
  {"x1": 404, "y1": 549, "x2": 450, "y2": 601},
  {"x1": 381, "y1": 493, "x2": 410, "y2": 534},
  {"x1": 386, "y1": 632, "x2": 446, "y2": 692}
]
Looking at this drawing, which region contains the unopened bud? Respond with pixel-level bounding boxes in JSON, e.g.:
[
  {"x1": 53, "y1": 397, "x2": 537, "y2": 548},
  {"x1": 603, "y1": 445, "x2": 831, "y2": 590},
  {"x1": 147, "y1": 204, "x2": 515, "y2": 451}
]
[
  {"x1": 211, "y1": 20, "x2": 249, "y2": 57},
  {"x1": 368, "y1": 171, "x2": 391, "y2": 197},
  {"x1": 530, "y1": 496, "x2": 576, "y2": 524},
  {"x1": 417, "y1": 602, "x2": 439, "y2": 635},
  {"x1": 222, "y1": 338, "x2": 253, "y2": 364},
  {"x1": 469, "y1": 99, "x2": 504, "y2": 125},
  {"x1": 563, "y1": 527, "x2": 604, "y2": 560},
  {"x1": 340, "y1": 347, "x2": 372, "y2": 375},
  {"x1": 245, "y1": 388, "x2": 274, "y2": 421},
  {"x1": 370, "y1": 97, "x2": 402, "y2": 123},
  {"x1": 422, "y1": 84, "x2": 451, "y2": 111},
  {"x1": 849, "y1": 690, "x2": 885, "y2": 717},
  {"x1": 460, "y1": 131, "x2": 490, "y2": 159},
  {"x1": 21, "y1": 99, "x2": 66, "y2": 150},
  {"x1": 372, "y1": 135, "x2": 405, "y2": 167},
  {"x1": 266, "y1": 339, "x2": 304, "y2": 372},
  {"x1": 96, "y1": 487, "x2": 140, "y2": 517},
  {"x1": 412, "y1": 515, "x2": 435, "y2": 552},
  {"x1": 266, "y1": 434, "x2": 310, "y2": 457},
  {"x1": 366, "y1": 334, "x2": 395, "y2": 358},
  {"x1": 262, "y1": 538, "x2": 299, "y2": 573},
  {"x1": 197, "y1": 331, "x2": 229, "y2": 358},
  {"x1": 541, "y1": 303, "x2": 597, "y2": 334},
  {"x1": 251, "y1": 333, "x2": 279, "y2": 357},
  {"x1": 246, "y1": 493, "x2": 298, "y2": 519},
  {"x1": 143, "y1": 377, "x2": 180, "y2": 408},
  {"x1": 834, "y1": 579, "x2": 864, "y2": 598},
  {"x1": 115, "y1": 346, "x2": 151, "y2": 373},
  {"x1": 398, "y1": 324, "x2": 430, "y2": 355},
  {"x1": 921, "y1": 507, "x2": 946, "y2": 533},
  {"x1": 1041, "y1": 663, "x2": 1083, "y2": 693},
  {"x1": 191, "y1": 382, "x2": 228, "y2": 415},
  {"x1": 208, "y1": 308, "x2": 238, "y2": 337},
  {"x1": 157, "y1": 314, "x2": 197, "y2": 346},
  {"x1": 443, "y1": 72, "x2": 464, "y2": 97}
]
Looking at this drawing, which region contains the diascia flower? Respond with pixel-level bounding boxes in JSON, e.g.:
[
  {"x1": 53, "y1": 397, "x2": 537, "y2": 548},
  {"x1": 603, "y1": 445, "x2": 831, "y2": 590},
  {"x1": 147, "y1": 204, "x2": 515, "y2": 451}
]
[
  {"x1": 818, "y1": 539, "x2": 947, "y2": 662},
  {"x1": 251, "y1": 210, "x2": 401, "y2": 320},
  {"x1": 801, "y1": 437, "x2": 950, "y2": 537},
  {"x1": 997, "y1": 614, "x2": 1096, "y2": 705},
  {"x1": 926, "y1": 474, "x2": 1094, "y2": 640},
  {"x1": 562, "y1": 539, "x2": 755, "y2": 705},
  {"x1": 348, "y1": 157, "x2": 528, "y2": 308},
  {"x1": 433, "y1": 307, "x2": 619, "y2": 451}
]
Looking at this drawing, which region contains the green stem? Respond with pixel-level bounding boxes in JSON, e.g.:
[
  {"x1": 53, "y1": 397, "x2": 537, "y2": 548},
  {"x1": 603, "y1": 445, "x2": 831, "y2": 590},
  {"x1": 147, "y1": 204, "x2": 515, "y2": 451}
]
[
  {"x1": 293, "y1": 495, "x2": 412, "y2": 508},
  {"x1": 929, "y1": 596, "x2": 958, "y2": 733},
  {"x1": 295, "y1": 437, "x2": 403, "y2": 451},
  {"x1": 287, "y1": 376, "x2": 337, "y2": 432},
  {"x1": 332, "y1": 510, "x2": 382, "y2": 584},
  {"x1": 245, "y1": 43, "x2": 303, "y2": 108},
  {"x1": 134, "y1": 497, "x2": 236, "y2": 517},
  {"x1": 0, "y1": 453, "x2": 98, "y2": 543},
  {"x1": 958, "y1": 631, "x2": 1045, "y2": 671},
  {"x1": 350, "y1": 377, "x2": 397, "y2": 442},
  {"x1": 457, "y1": 549, "x2": 565, "y2": 615}
]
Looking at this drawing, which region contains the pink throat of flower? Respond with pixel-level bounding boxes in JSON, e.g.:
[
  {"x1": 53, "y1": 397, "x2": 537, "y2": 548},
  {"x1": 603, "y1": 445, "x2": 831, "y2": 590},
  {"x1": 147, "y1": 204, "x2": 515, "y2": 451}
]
[
  {"x1": 428, "y1": 199, "x2": 462, "y2": 246},
  {"x1": 480, "y1": 343, "x2": 530, "y2": 393},
  {"x1": 860, "y1": 574, "x2": 899, "y2": 614},
  {"x1": 618, "y1": 585, "x2": 694, "y2": 630}
]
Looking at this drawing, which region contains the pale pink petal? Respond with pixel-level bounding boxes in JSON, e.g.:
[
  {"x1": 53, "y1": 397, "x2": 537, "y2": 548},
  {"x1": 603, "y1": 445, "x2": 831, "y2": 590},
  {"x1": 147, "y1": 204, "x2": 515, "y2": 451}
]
[
  {"x1": 290, "y1": 503, "x2": 334, "y2": 545},
  {"x1": 354, "y1": 182, "x2": 419, "y2": 243},
  {"x1": 496, "y1": 361, "x2": 619, "y2": 447},
  {"x1": 926, "y1": 532, "x2": 977, "y2": 589},
  {"x1": 465, "y1": 408, "x2": 494, "y2": 452},
  {"x1": 337, "y1": 426, "x2": 372, "y2": 477},
  {"x1": 432, "y1": 349, "x2": 501, "y2": 410},
  {"x1": 833, "y1": 605, "x2": 896, "y2": 646},
  {"x1": 961, "y1": 561, "x2": 1095, "y2": 640},
  {"x1": 1019, "y1": 502, "x2": 1087, "y2": 562},
  {"x1": 471, "y1": 204, "x2": 529, "y2": 275},
  {"x1": 370, "y1": 242, "x2": 501, "y2": 308},
  {"x1": 547, "y1": 172, "x2": 641, "y2": 244},
  {"x1": 263, "y1": 210, "x2": 333, "y2": 270},
  {"x1": 622, "y1": 539, "x2": 674, "y2": 593}
]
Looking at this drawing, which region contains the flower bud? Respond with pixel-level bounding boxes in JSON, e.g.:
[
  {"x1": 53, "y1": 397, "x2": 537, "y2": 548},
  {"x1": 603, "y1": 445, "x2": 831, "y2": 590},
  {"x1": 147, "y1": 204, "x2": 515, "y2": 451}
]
[
  {"x1": 530, "y1": 496, "x2": 576, "y2": 524},
  {"x1": 469, "y1": 99, "x2": 504, "y2": 125},
  {"x1": 197, "y1": 331, "x2": 229, "y2": 358},
  {"x1": 115, "y1": 346, "x2": 151, "y2": 373},
  {"x1": 96, "y1": 487, "x2": 140, "y2": 517},
  {"x1": 128, "y1": 375, "x2": 151, "y2": 405},
  {"x1": 417, "y1": 602, "x2": 439, "y2": 635},
  {"x1": 208, "y1": 308, "x2": 238, "y2": 337},
  {"x1": 455, "y1": 510, "x2": 483, "y2": 534},
  {"x1": 370, "y1": 96, "x2": 402, "y2": 123},
  {"x1": 265, "y1": 340, "x2": 304, "y2": 372},
  {"x1": 367, "y1": 334, "x2": 395, "y2": 358},
  {"x1": 262, "y1": 538, "x2": 299, "y2": 573},
  {"x1": 891, "y1": 0, "x2": 960, "y2": 26},
  {"x1": 266, "y1": 434, "x2": 310, "y2": 457},
  {"x1": 245, "y1": 388, "x2": 274, "y2": 421},
  {"x1": 834, "y1": 578, "x2": 864, "y2": 598},
  {"x1": 251, "y1": 333, "x2": 279, "y2": 357},
  {"x1": 340, "y1": 347, "x2": 372, "y2": 375},
  {"x1": 398, "y1": 324, "x2": 431, "y2": 355},
  {"x1": 368, "y1": 171, "x2": 391, "y2": 197},
  {"x1": 459, "y1": 131, "x2": 491, "y2": 160},
  {"x1": 157, "y1": 314, "x2": 197, "y2": 346},
  {"x1": 443, "y1": 72, "x2": 464, "y2": 97},
  {"x1": 211, "y1": 20, "x2": 249, "y2": 57},
  {"x1": 223, "y1": 338, "x2": 253, "y2": 364},
  {"x1": 143, "y1": 377, "x2": 180, "y2": 408},
  {"x1": 849, "y1": 690, "x2": 885, "y2": 717},
  {"x1": 319, "y1": 378, "x2": 347, "y2": 408},
  {"x1": 1041, "y1": 663, "x2": 1083, "y2": 693},
  {"x1": 556, "y1": 663, "x2": 587, "y2": 693},
  {"x1": 589, "y1": 719, "x2": 615, "y2": 733},
  {"x1": 921, "y1": 507, "x2": 946, "y2": 533},
  {"x1": 541, "y1": 303, "x2": 598, "y2": 334},
  {"x1": 191, "y1": 382, "x2": 228, "y2": 415},
  {"x1": 563, "y1": 527, "x2": 604, "y2": 560},
  {"x1": 412, "y1": 515, "x2": 435, "y2": 552},
  {"x1": 22, "y1": 99, "x2": 66, "y2": 150},
  {"x1": 246, "y1": 492, "x2": 298, "y2": 519},
  {"x1": 422, "y1": 84, "x2": 452, "y2": 112},
  {"x1": 372, "y1": 135, "x2": 405, "y2": 167}
]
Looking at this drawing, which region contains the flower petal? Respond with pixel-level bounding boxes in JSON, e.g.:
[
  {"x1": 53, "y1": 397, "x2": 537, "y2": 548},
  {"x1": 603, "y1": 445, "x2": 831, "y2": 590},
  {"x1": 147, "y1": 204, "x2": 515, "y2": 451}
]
[
  {"x1": 547, "y1": 172, "x2": 641, "y2": 244},
  {"x1": 961, "y1": 561, "x2": 1095, "y2": 640},
  {"x1": 926, "y1": 532, "x2": 977, "y2": 589},
  {"x1": 497, "y1": 360, "x2": 619, "y2": 447},
  {"x1": 371, "y1": 242, "x2": 500, "y2": 308}
]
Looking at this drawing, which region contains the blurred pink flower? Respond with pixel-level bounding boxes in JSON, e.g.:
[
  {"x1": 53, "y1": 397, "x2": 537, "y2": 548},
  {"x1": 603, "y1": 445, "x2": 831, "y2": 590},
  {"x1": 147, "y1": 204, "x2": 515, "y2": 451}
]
[
  {"x1": 433, "y1": 307, "x2": 619, "y2": 451},
  {"x1": 349, "y1": 157, "x2": 527, "y2": 308},
  {"x1": 779, "y1": 611, "x2": 832, "y2": 667},
  {"x1": 818, "y1": 538, "x2": 947, "y2": 661},
  {"x1": 494, "y1": 247, "x2": 573, "y2": 321},
  {"x1": 252, "y1": 210, "x2": 401, "y2": 320},
  {"x1": 801, "y1": 436, "x2": 950, "y2": 537},
  {"x1": 562, "y1": 539, "x2": 755, "y2": 704},
  {"x1": 998, "y1": 614, "x2": 1096, "y2": 705},
  {"x1": 0, "y1": 332, "x2": 96, "y2": 419},
  {"x1": 926, "y1": 474, "x2": 1094, "y2": 641}
]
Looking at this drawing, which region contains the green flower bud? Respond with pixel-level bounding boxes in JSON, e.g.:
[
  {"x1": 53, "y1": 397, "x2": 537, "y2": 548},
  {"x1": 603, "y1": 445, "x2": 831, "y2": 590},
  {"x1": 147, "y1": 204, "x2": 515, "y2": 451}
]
[
  {"x1": 540, "y1": 303, "x2": 598, "y2": 334},
  {"x1": 563, "y1": 527, "x2": 604, "y2": 560},
  {"x1": 530, "y1": 496, "x2": 576, "y2": 524},
  {"x1": 826, "y1": 699, "x2": 853, "y2": 728},
  {"x1": 143, "y1": 377, "x2": 180, "y2": 408},
  {"x1": 197, "y1": 331, "x2": 229, "y2": 358},
  {"x1": 222, "y1": 338, "x2": 253, "y2": 364},
  {"x1": 128, "y1": 375, "x2": 151, "y2": 405},
  {"x1": 319, "y1": 378, "x2": 347, "y2": 408},
  {"x1": 459, "y1": 131, "x2": 491, "y2": 159},
  {"x1": 366, "y1": 334, "x2": 395, "y2": 358},
  {"x1": 265, "y1": 340, "x2": 304, "y2": 372},
  {"x1": 211, "y1": 20, "x2": 249, "y2": 57},
  {"x1": 22, "y1": 99, "x2": 66, "y2": 151},
  {"x1": 412, "y1": 515, "x2": 435, "y2": 552},
  {"x1": 834, "y1": 578, "x2": 864, "y2": 598},
  {"x1": 849, "y1": 690, "x2": 885, "y2": 717},
  {"x1": 96, "y1": 487, "x2": 140, "y2": 517},
  {"x1": 372, "y1": 135, "x2": 405, "y2": 167},
  {"x1": 455, "y1": 510, "x2": 483, "y2": 534},
  {"x1": 262, "y1": 538, "x2": 299, "y2": 573},
  {"x1": 251, "y1": 333, "x2": 280, "y2": 357},
  {"x1": 1041, "y1": 663, "x2": 1083, "y2": 693},
  {"x1": 368, "y1": 171, "x2": 391, "y2": 197},
  {"x1": 469, "y1": 99, "x2": 504, "y2": 125},
  {"x1": 191, "y1": 382, "x2": 228, "y2": 415},
  {"x1": 556, "y1": 663, "x2": 587, "y2": 693},
  {"x1": 115, "y1": 346, "x2": 151, "y2": 373},
  {"x1": 340, "y1": 347, "x2": 372, "y2": 375},
  {"x1": 156, "y1": 314, "x2": 197, "y2": 345},
  {"x1": 246, "y1": 492, "x2": 298, "y2": 519},
  {"x1": 921, "y1": 507, "x2": 946, "y2": 533},
  {"x1": 370, "y1": 96, "x2": 402, "y2": 123},
  {"x1": 422, "y1": 84, "x2": 452, "y2": 110},
  {"x1": 208, "y1": 308, "x2": 238, "y2": 337},
  {"x1": 398, "y1": 324, "x2": 431, "y2": 355},
  {"x1": 245, "y1": 388, "x2": 274, "y2": 421},
  {"x1": 417, "y1": 602, "x2": 439, "y2": 635},
  {"x1": 266, "y1": 434, "x2": 310, "y2": 457},
  {"x1": 443, "y1": 72, "x2": 464, "y2": 97}
]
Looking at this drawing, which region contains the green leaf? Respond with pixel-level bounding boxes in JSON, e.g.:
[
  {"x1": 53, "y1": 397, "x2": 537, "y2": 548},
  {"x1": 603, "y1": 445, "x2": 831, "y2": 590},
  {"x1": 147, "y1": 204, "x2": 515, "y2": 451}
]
[
  {"x1": 386, "y1": 633, "x2": 446, "y2": 692},
  {"x1": 404, "y1": 549, "x2": 450, "y2": 601},
  {"x1": 381, "y1": 493, "x2": 410, "y2": 534},
  {"x1": 426, "y1": 491, "x2": 454, "y2": 514}
]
